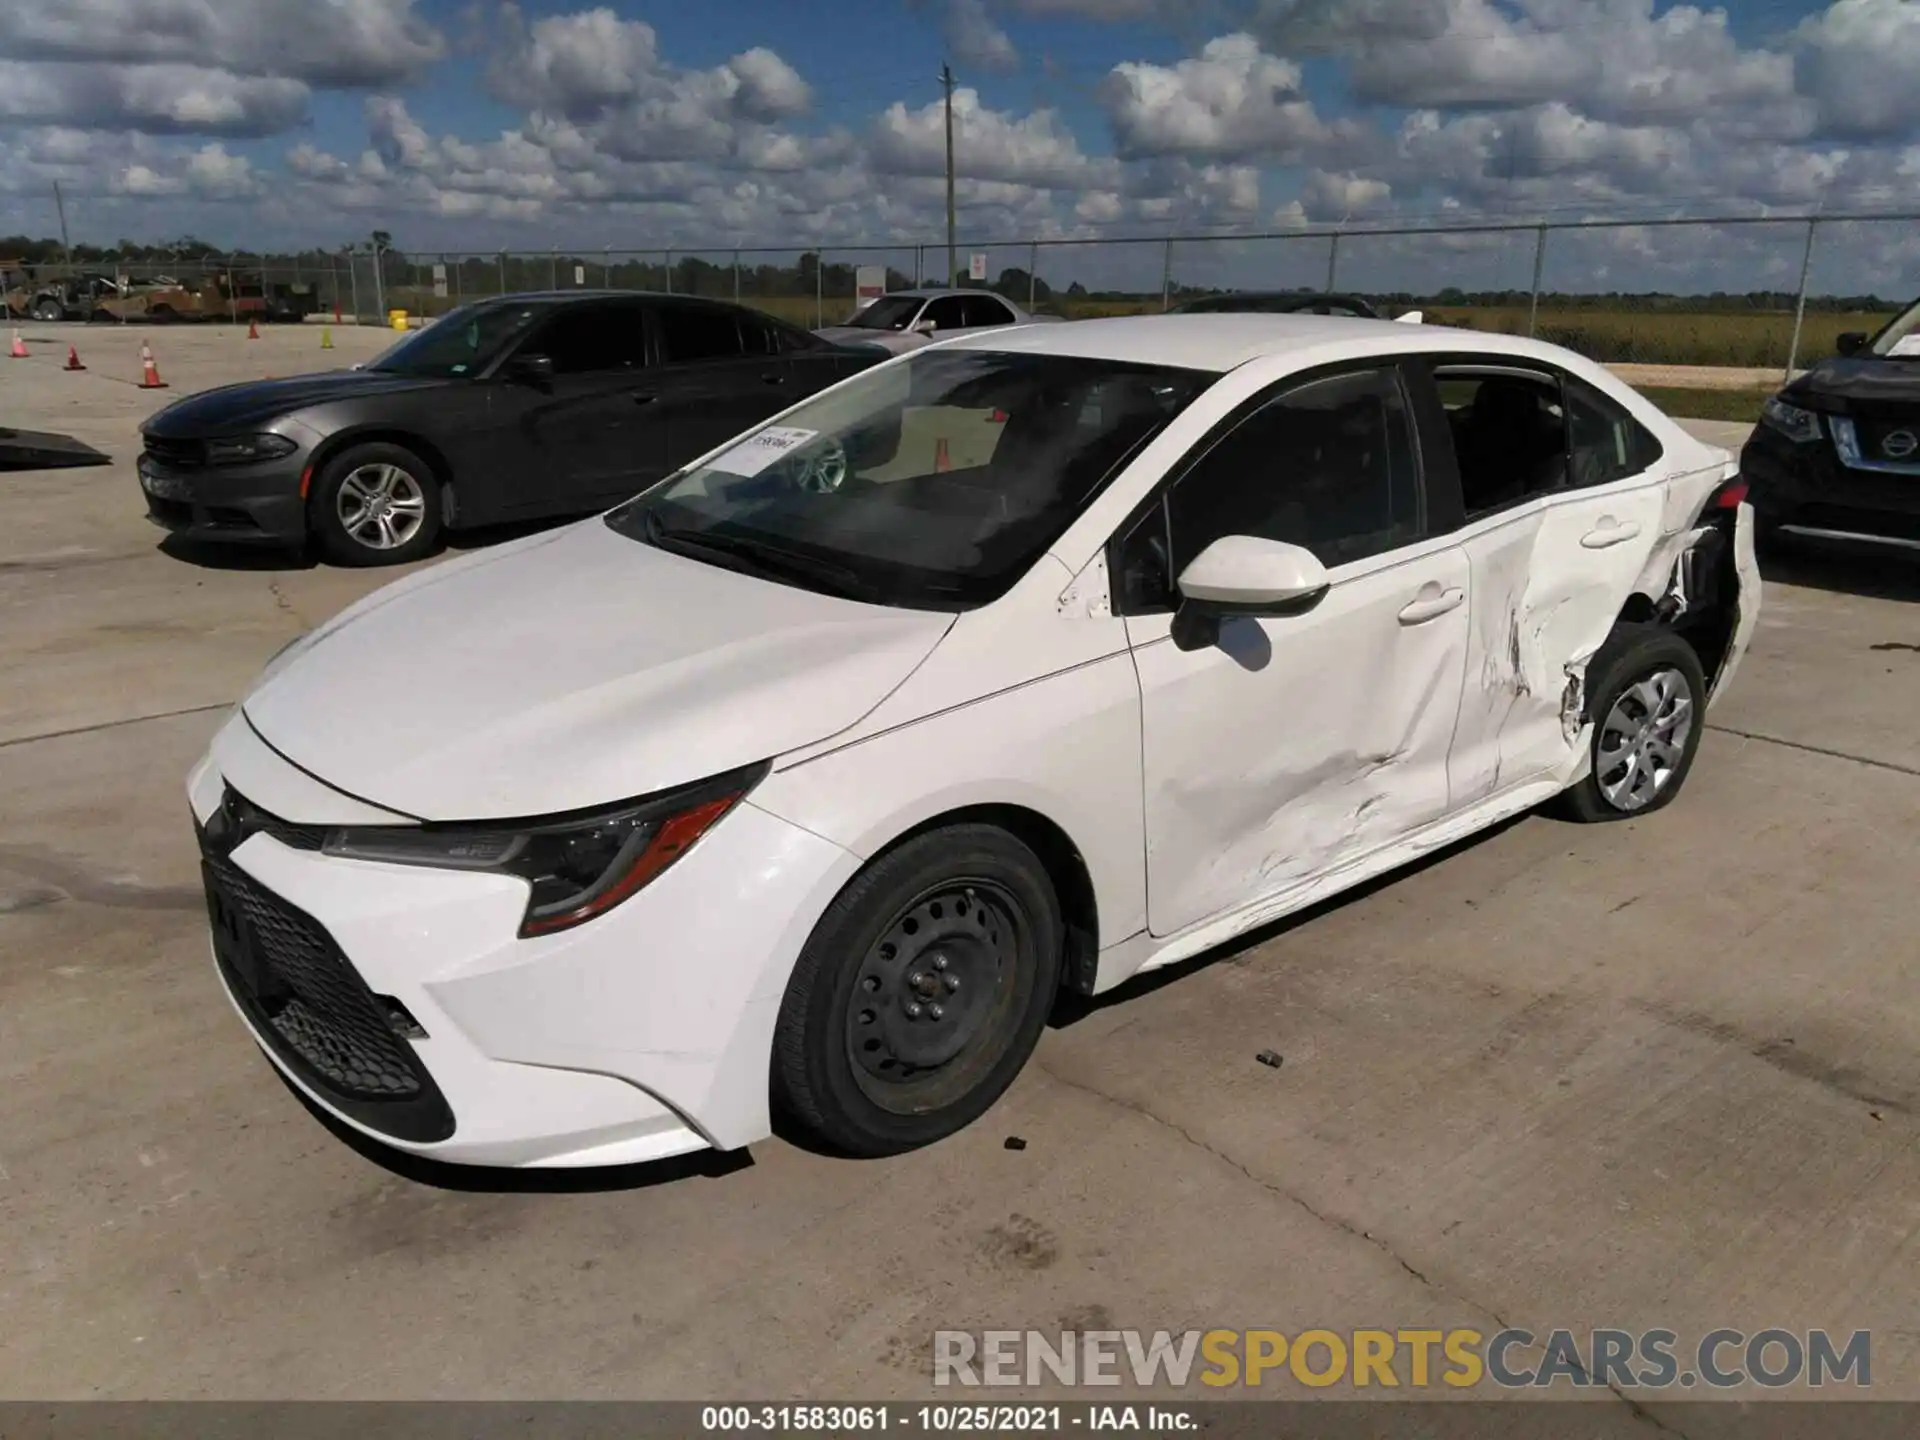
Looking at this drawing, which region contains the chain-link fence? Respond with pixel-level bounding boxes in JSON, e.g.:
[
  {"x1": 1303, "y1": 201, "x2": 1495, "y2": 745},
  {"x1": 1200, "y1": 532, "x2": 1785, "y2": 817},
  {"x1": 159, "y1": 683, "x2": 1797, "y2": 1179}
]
[{"x1": 7, "y1": 212, "x2": 1916, "y2": 376}]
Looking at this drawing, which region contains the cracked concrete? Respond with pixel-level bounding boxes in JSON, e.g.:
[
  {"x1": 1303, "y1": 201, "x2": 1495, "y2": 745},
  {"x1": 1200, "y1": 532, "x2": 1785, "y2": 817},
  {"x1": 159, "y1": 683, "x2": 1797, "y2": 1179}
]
[{"x1": 3, "y1": 333, "x2": 1920, "y2": 1409}]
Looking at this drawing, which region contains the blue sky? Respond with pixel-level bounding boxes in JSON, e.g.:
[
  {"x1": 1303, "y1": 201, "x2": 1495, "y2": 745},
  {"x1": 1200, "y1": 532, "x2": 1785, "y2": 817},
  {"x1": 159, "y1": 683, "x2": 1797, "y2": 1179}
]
[{"x1": 0, "y1": 0, "x2": 1917, "y2": 293}]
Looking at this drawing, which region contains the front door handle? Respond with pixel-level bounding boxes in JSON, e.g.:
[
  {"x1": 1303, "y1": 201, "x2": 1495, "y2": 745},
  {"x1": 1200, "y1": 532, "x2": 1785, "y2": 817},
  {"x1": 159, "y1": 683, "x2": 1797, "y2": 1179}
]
[
  {"x1": 1581, "y1": 519, "x2": 1642, "y2": 548},
  {"x1": 631, "y1": 392, "x2": 657, "y2": 406},
  {"x1": 761, "y1": 372, "x2": 786, "y2": 385},
  {"x1": 1398, "y1": 587, "x2": 1465, "y2": 625}
]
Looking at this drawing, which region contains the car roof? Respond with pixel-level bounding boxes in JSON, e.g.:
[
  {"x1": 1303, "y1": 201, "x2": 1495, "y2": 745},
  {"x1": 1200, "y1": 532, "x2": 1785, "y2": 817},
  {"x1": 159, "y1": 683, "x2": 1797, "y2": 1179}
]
[
  {"x1": 937, "y1": 312, "x2": 1584, "y2": 376},
  {"x1": 886, "y1": 287, "x2": 1016, "y2": 303}
]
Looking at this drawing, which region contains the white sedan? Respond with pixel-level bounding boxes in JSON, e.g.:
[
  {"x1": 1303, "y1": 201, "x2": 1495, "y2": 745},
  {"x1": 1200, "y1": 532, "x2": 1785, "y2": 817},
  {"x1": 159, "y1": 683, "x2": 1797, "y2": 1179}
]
[
  {"x1": 813, "y1": 287, "x2": 1043, "y2": 356},
  {"x1": 188, "y1": 314, "x2": 1760, "y2": 1166}
]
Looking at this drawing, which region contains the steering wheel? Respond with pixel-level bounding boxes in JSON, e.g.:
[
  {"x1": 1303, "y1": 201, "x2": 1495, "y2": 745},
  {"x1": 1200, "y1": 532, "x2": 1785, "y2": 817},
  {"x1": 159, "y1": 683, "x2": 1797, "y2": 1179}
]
[{"x1": 791, "y1": 438, "x2": 849, "y2": 494}]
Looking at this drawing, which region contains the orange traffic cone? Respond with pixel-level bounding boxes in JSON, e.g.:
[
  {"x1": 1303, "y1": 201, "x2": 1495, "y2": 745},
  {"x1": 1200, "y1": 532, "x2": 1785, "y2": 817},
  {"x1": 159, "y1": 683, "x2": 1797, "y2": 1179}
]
[
  {"x1": 8, "y1": 328, "x2": 27, "y2": 358},
  {"x1": 246, "y1": 317, "x2": 260, "y2": 340},
  {"x1": 138, "y1": 341, "x2": 167, "y2": 389},
  {"x1": 64, "y1": 344, "x2": 85, "y2": 371},
  {"x1": 934, "y1": 436, "x2": 952, "y2": 472}
]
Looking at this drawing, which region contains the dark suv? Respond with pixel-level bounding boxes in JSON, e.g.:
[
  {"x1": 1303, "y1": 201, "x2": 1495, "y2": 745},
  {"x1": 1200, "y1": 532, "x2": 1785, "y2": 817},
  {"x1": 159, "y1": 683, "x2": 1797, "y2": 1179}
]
[{"x1": 1742, "y1": 295, "x2": 1920, "y2": 555}]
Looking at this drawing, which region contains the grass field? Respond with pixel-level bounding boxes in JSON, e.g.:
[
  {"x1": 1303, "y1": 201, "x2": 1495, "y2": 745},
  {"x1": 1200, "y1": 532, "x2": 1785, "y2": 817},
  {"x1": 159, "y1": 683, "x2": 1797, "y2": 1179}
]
[
  {"x1": 375, "y1": 283, "x2": 1889, "y2": 374},
  {"x1": 1629, "y1": 385, "x2": 1774, "y2": 423}
]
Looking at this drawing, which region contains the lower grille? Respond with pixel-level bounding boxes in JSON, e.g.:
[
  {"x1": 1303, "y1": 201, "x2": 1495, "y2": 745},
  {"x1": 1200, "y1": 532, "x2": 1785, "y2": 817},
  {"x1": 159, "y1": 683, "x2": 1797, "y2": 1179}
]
[{"x1": 199, "y1": 830, "x2": 455, "y2": 1143}]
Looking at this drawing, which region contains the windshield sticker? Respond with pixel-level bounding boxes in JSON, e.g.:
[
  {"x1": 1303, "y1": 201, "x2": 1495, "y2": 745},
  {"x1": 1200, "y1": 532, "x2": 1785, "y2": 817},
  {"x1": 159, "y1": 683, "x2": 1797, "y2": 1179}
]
[
  {"x1": 1888, "y1": 334, "x2": 1920, "y2": 357},
  {"x1": 709, "y1": 426, "x2": 819, "y2": 476}
]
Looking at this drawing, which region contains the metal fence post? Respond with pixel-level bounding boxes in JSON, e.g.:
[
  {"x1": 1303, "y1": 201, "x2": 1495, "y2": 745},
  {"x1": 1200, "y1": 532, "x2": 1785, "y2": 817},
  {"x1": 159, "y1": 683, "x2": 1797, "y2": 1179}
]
[
  {"x1": 1785, "y1": 217, "x2": 1820, "y2": 384},
  {"x1": 603, "y1": 247, "x2": 612, "y2": 288},
  {"x1": 733, "y1": 248, "x2": 741, "y2": 302},
  {"x1": 348, "y1": 251, "x2": 361, "y2": 325},
  {"x1": 664, "y1": 250, "x2": 674, "y2": 294},
  {"x1": 497, "y1": 251, "x2": 506, "y2": 296},
  {"x1": 1028, "y1": 240, "x2": 1037, "y2": 310},
  {"x1": 1527, "y1": 225, "x2": 1548, "y2": 338},
  {"x1": 549, "y1": 249, "x2": 558, "y2": 290},
  {"x1": 1325, "y1": 231, "x2": 1341, "y2": 292},
  {"x1": 815, "y1": 253, "x2": 824, "y2": 327},
  {"x1": 372, "y1": 244, "x2": 386, "y2": 323},
  {"x1": 1161, "y1": 237, "x2": 1173, "y2": 311}
]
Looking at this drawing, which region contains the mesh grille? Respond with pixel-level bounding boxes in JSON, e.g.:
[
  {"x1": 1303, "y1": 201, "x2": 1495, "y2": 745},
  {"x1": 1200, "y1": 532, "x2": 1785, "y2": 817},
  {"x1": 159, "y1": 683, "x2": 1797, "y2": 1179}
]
[
  {"x1": 204, "y1": 854, "x2": 423, "y2": 1100},
  {"x1": 143, "y1": 436, "x2": 205, "y2": 469},
  {"x1": 224, "y1": 788, "x2": 326, "y2": 851}
]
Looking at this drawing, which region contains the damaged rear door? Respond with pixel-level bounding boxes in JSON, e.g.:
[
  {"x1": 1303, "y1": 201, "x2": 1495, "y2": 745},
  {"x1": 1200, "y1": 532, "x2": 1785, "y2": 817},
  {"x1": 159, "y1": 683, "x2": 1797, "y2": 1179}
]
[
  {"x1": 1117, "y1": 363, "x2": 1470, "y2": 939},
  {"x1": 1417, "y1": 359, "x2": 1675, "y2": 804}
]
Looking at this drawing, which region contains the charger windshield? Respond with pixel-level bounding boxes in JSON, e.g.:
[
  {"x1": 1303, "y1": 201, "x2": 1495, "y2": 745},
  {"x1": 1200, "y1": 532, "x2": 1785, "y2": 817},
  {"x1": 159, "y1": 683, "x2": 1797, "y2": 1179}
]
[{"x1": 608, "y1": 349, "x2": 1209, "y2": 610}]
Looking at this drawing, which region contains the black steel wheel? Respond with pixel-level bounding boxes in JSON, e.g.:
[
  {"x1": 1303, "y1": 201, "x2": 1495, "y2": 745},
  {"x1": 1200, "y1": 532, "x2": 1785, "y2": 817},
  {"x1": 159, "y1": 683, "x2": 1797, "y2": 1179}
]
[{"x1": 774, "y1": 824, "x2": 1063, "y2": 1156}]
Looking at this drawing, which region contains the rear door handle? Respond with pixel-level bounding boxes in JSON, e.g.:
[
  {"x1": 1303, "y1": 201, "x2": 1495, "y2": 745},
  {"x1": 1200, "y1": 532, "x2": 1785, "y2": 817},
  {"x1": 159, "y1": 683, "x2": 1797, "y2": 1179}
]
[
  {"x1": 632, "y1": 392, "x2": 657, "y2": 406},
  {"x1": 761, "y1": 372, "x2": 786, "y2": 385},
  {"x1": 1581, "y1": 519, "x2": 1642, "y2": 548},
  {"x1": 1398, "y1": 587, "x2": 1465, "y2": 625}
]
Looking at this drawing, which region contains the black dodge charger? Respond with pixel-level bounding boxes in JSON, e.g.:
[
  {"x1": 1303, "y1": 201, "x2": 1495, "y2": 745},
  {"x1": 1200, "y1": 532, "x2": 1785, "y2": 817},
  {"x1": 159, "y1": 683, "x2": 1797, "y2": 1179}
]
[
  {"x1": 138, "y1": 292, "x2": 885, "y2": 565},
  {"x1": 1743, "y1": 292, "x2": 1920, "y2": 555}
]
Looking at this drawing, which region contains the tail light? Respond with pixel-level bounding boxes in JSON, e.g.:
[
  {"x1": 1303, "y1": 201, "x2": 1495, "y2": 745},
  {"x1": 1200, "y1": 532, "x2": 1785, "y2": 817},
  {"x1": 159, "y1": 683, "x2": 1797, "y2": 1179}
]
[{"x1": 1710, "y1": 477, "x2": 1748, "y2": 510}]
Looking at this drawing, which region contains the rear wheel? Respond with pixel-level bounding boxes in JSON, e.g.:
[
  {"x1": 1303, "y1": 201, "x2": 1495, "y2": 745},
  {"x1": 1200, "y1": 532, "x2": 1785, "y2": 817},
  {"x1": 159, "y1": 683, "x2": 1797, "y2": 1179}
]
[
  {"x1": 773, "y1": 825, "x2": 1063, "y2": 1156},
  {"x1": 30, "y1": 298, "x2": 64, "y2": 322},
  {"x1": 1554, "y1": 625, "x2": 1707, "y2": 823},
  {"x1": 309, "y1": 442, "x2": 442, "y2": 567}
]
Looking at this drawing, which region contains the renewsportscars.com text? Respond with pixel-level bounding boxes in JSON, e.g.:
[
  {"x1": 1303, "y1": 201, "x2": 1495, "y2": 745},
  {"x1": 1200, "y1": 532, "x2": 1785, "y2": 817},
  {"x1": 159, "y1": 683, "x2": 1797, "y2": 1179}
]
[{"x1": 933, "y1": 1328, "x2": 1871, "y2": 1391}]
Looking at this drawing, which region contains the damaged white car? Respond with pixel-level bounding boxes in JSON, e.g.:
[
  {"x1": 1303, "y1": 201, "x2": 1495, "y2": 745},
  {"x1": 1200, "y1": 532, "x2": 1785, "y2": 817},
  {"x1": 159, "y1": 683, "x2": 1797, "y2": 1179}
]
[{"x1": 189, "y1": 314, "x2": 1759, "y2": 1167}]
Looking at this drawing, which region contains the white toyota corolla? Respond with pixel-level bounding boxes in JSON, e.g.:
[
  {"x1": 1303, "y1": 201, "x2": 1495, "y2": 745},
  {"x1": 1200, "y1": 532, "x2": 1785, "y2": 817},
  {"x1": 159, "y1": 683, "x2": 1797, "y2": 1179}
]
[{"x1": 189, "y1": 314, "x2": 1760, "y2": 1165}]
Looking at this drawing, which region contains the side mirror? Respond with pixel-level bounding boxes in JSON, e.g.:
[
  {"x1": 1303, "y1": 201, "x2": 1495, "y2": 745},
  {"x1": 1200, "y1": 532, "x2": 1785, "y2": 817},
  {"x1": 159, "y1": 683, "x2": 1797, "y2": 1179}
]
[
  {"x1": 510, "y1": 352, "x2": 555, "y2": 382},
  {"x1": 911, "y1": 319, "x2": 937, "y2": 335},
  {"x1": 1170, "y1": 535, "x2": 1331, "y2": 651},
  {"x1": 1836, "y1": 331, "x2": 1868, "y2": 357}
]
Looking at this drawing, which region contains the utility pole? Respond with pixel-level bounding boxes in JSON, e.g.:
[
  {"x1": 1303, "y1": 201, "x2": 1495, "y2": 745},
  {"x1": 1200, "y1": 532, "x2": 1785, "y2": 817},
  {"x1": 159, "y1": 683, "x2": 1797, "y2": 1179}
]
[
  {"x1": 941, "y1": 62, "x2": 957, "y2": 288},
  {"x1": 52, "y1": 181, "x2": 71, "y2": 265}
]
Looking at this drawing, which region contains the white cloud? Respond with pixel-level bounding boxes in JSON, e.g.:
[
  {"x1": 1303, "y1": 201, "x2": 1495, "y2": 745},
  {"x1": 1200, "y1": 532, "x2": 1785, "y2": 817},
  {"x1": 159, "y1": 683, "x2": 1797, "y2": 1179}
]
[
  {"x1": 945, "y1": 0, "x2": 1020, "y2": 69},
  {"x1": 0, "y1": 0, "x2": 444, "y2": 87},
  {"x1": 0, "y1": 61, "x2": 309, "y2": 136},
  {"x1": 1101, "y1": 34, "x2": 1370, "y2": 161},
  {"x1": 873, "y1": 88, "x2": 1109, "y2": 188},
  {"x1": 1793, "y1": 0, "x2": 1920, "y2": 139}
]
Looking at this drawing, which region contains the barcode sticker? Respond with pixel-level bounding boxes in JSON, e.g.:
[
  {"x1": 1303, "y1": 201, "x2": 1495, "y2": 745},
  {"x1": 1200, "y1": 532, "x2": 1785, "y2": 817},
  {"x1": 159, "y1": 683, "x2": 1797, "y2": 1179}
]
[{"x1": 709, "y1": 426, "x2": 818, "y2": 476}]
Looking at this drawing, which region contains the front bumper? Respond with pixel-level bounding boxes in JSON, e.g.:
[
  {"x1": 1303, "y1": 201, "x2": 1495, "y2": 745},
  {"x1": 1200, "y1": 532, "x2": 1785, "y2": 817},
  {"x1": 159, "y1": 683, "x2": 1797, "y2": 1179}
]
[
  {"x1": 188, "y1": 714, "x2": 862, "y2": 1167},
  {"x1": 139, "y1": 449, "x2": 311, "y2": 546},
  {"x1": 1741, "y1": 424, "x2": 1920, "y2": 551}
]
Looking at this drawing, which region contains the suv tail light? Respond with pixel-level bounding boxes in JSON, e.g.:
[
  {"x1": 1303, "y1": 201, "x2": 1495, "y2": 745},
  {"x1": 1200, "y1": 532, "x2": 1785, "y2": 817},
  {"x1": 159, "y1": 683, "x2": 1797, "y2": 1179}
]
[{"x1": 1710, "y1": 477, "x2": 1748, "y2": 510}]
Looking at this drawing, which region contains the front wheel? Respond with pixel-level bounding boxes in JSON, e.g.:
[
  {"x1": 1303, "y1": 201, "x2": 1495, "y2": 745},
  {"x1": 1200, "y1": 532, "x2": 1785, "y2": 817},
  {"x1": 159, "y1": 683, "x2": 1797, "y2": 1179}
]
[
  {"x1": 30, "y1": 298, "x2": 64, "y2": 322},
  {"x1": 309, "y1": 442, "x2": 442, "y2": 566},
  {"x1": 1554, "y1": 624, "x2": 1707, "y2": 823},
  {"x1": 772, "y1": 825, "x2": 1064, "y2": 1156}
]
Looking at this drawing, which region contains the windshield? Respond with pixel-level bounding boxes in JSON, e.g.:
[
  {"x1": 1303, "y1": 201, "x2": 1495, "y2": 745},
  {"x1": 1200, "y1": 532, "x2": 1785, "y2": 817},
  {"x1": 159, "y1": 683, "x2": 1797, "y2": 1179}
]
[
  {"x1": 607, "y1": 349, "x2": 1210, "y2": 610},
  {"x1": 366, "y1": 302, "x2": 545, "y2": 377},
  {"x1": 844, "y1": 295, "x2": 925, "y2": 331},
  {"x1": 1869, "y1": 296, "x2": 1920, "y2": 358}
]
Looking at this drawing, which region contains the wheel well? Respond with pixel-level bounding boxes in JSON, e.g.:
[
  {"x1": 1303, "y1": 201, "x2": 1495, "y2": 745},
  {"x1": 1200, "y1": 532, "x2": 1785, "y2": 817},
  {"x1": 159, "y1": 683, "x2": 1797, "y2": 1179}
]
[
  {"x1": 1614, "y1": 592, "x2": 1657, "y2": 627},
  {"x1": 307, "y1": 430, "x2": 456, "y2": 519},
  {"x1": 886, "y1": 805, "x2": 1101, "y2": 997}
]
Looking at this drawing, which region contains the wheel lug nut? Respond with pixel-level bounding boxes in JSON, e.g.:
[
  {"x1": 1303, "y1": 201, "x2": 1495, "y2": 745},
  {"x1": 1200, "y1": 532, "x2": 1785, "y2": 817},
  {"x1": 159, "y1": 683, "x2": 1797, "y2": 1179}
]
[
  {"x1": 929, "y1": 1004, "x2": 944, "y2": 1020},
  {"x1": 945, "y1": 975, "x2": 960, "y2": 992},
  {"x1": 905, "y1": 1002, "x2": 923, "y2": 1019},
  {"x1": 932, "y1": 955, "x2": 948, "y2": 971},
  {"x1": 908, "y1": 972, "x2": 926, "y2": 988}
]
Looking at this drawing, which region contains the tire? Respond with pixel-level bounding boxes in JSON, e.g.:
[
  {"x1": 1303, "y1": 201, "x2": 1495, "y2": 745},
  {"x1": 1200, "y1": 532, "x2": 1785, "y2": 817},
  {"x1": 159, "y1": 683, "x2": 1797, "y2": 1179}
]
[
  {"x1": 1553, "y1": 623, "x2": 1707, "y2": 823},
  {"x1": 30, "y1": 298, "x2": 64, "y2": 322},
  {"x1": 309, "y1": 441, "x2": 443, "y2": 567},
  {"x1": 772, "y1": 824, "x2": 1064, "y2": 1157}
]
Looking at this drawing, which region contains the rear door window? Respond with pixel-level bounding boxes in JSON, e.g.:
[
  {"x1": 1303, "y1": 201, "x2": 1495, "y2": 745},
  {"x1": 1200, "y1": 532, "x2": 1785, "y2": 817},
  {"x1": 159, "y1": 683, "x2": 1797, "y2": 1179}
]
[{"x1": 657, "y1": 305, "x2": 747, "y2": 364}]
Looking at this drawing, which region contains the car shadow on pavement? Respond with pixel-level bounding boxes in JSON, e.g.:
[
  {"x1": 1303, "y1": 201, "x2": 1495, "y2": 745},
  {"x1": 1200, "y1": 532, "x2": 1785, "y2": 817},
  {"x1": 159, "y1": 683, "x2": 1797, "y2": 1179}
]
[
  {"x1": 1759, "y1": 543, "x2": 1920, "y2": 603},
  {"x1": 156, "y1": 517, "x2": 573, "y2": 572},
  {"x1": 1048, "y1": 813, "x2": 1531, "y2": 1030},
  {"x1": 279, "y1": 1069, "x2": 756, "y2": 1193}
]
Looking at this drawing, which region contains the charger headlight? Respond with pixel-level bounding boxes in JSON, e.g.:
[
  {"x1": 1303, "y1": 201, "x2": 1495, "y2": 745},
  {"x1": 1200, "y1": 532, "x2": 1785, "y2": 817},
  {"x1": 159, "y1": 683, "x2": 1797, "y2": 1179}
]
[
  {"x1": 207, "y1": 433, "x2": 299, "y2": 464},
  {"x1": 321, "y1": 761, "x2": 768, "y2": 936}
]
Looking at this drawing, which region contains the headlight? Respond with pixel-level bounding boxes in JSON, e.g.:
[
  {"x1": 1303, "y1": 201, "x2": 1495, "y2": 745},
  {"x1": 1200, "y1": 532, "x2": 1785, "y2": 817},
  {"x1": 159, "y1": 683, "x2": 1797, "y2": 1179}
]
[
  {"x1": 1760, "y1": 397, "x2": 1822, "y2": 445},
  {"x1": 206, "y1": 433, "x2": 299, "y2": 465},
  {"x1": 320, "y1": 761, "x2": 768, "y2": 937}
]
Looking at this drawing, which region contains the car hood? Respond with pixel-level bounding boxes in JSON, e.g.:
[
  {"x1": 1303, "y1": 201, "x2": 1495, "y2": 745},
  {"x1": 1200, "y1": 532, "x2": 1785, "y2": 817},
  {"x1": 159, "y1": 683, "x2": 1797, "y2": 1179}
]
[
  {"x1": 1784, "y1": 355, "x2": 1920, "y2": 412},
  {"x1": 813, "y1": 327, "x2": 921, "y2": 353},
  {"x1": 241, "y1": 520, "x2": 954, "y2": 821},
  {"x1": 141, "y1": 370, "x2": 450, "y2": 435}
]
